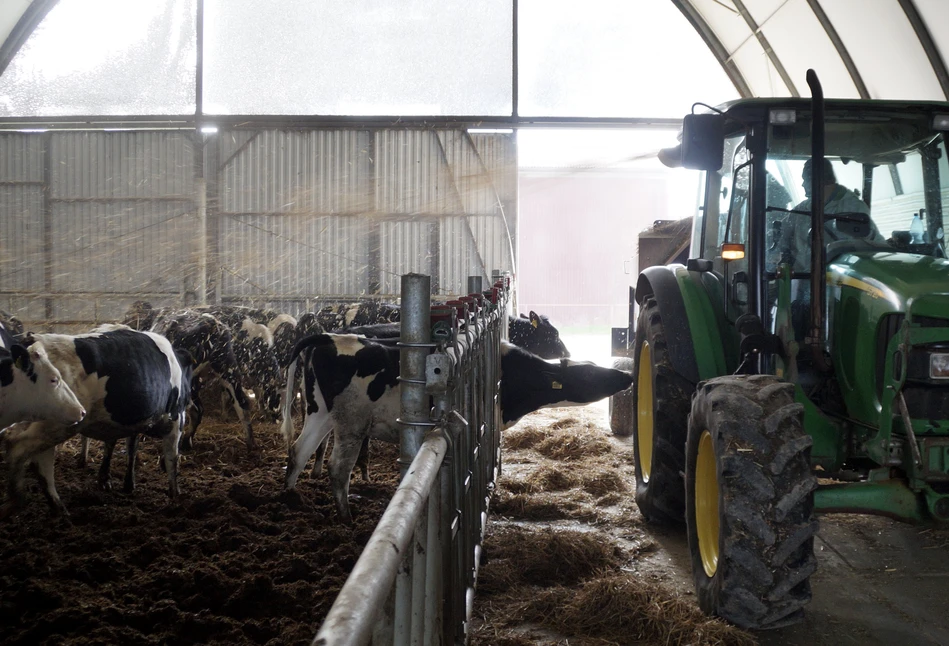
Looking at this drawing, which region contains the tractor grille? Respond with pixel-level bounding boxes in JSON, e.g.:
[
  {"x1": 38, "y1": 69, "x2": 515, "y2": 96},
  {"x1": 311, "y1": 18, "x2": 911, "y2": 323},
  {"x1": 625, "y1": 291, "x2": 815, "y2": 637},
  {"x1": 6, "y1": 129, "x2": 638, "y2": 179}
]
[
  {"x1": 875, "y1": 314, "x2": 904, "y2": 398},
  {"x1": 877, "y1": 315, "x2": 949, "y2": 420},
  {"x1": 902, "y1": 386, "x2": 949, "y2": 420}
]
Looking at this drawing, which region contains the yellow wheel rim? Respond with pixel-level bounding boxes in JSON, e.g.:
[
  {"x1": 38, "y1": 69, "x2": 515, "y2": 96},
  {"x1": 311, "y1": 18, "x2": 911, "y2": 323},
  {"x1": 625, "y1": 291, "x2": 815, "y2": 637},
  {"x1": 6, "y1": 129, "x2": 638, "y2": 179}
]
[
  {"x1": 696, "y1": 430, "x2": 720, "y2": 578},
  {"x1": 636, "y1": 342, "x2": 654, "y2": 482}
]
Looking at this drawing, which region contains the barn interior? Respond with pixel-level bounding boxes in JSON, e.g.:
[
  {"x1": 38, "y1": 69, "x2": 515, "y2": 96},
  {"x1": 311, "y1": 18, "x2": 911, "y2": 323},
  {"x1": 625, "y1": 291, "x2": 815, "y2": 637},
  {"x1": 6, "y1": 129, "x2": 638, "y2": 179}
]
[{"x1": 2, "y1": 2, "x2": 949, "y2": 645}]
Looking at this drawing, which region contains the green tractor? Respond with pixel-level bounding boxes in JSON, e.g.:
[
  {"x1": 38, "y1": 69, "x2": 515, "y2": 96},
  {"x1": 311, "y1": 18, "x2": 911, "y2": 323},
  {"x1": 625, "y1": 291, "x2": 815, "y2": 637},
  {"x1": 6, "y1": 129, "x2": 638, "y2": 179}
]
[{"x1": 610, "y1": 70, "x2": 949, "y2": 629}]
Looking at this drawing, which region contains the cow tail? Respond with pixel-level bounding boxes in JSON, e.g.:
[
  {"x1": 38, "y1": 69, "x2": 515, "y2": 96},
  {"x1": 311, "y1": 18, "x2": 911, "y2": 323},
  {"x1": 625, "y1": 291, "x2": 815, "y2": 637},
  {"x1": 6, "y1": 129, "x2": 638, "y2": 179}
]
[
  {"x1": 280, "y1": 333, "x2": 331, "y2": 448},
  {"x1": 280, "y1": 355, "x2": 299, "y2": 449}
]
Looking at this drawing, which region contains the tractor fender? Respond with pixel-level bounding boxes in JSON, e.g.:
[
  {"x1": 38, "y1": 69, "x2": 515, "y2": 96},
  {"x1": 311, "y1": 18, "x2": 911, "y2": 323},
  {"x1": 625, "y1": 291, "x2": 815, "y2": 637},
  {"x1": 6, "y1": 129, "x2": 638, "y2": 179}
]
[{"x1": 636, "y1": 265, "x2": 700, "y2": 386}]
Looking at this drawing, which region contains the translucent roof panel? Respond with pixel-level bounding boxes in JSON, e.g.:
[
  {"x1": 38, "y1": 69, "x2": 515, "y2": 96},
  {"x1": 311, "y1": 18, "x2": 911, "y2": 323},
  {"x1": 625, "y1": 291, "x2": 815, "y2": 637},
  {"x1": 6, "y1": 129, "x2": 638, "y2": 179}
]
[
  {"x1": 517, "y1": 0, "x2": 736, "y2": 117},
  {"x1": 203, "y1": 0, "x2": 513, "y2": 116},
  {"x1": 821, "y1": 0, "x2": 944, "y2": 100},
  {"x1": 755, "y1": 0, "x2": 860, "y2": 99},
  {"x1": 678, "y1": 0, "x2": 949, "y2": 102},
  {"x1": 0, "y1": 0, "x2": 196, "y2": 117}
]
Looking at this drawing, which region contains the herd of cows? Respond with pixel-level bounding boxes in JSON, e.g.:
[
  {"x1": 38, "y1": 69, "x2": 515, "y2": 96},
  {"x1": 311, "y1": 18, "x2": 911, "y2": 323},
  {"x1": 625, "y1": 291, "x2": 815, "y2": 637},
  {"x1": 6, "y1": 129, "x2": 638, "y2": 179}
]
[{"x1": 0, "y1": 300, "x2": 634, "y2": 523}]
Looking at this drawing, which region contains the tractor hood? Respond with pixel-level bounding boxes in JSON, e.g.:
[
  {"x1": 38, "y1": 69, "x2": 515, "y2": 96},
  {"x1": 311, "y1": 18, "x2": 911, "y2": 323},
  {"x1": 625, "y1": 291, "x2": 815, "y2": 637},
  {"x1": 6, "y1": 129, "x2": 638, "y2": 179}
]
[{"x1": 828, "y1": 251, "x2": 949, "y2": 314}]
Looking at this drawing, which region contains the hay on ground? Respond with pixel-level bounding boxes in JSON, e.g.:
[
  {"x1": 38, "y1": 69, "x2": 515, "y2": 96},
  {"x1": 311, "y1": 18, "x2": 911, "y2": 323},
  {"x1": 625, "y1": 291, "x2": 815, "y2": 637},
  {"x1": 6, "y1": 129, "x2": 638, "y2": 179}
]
[
  {"x1": 522, "y1": 464, "x2": 580, "y2": 492},
  {"x1": 487, "y1": 575, "x2": 757, "y2": 646},
  {"x1": 491, "y1": 491, "x2": 596, "y2": 522},
  {"x1": 503, "y1": 427, "x2": 549, "y2": 451},
  {"x1": 580, "y1": 469, "x2": 628, "y2": 497},
  {"x1": 477, "y1": 525, "x2": 626, "y2": 594}
]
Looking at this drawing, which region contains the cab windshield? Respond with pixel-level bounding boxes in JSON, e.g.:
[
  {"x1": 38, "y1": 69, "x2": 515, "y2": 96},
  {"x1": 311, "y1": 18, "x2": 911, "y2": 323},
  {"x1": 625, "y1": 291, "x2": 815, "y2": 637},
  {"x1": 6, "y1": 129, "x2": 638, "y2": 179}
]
[{"x1": 763, "y1": 110, "x2": 949, "y2": 272}]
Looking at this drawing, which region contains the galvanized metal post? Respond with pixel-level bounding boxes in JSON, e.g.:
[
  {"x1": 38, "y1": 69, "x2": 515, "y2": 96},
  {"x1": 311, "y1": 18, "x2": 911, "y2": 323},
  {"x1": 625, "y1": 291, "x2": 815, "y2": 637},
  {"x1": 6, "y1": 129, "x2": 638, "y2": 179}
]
[
  {"x1": 395, "y1": 273, "x2": 431, "y2": 646},
  {"x1": 399, "y1": 272, "x2": 432, "y2": 466},
  {"x1": 195, "y1": 178, "x2": 208, "y2": 306},
  {"x1": 467, "y1": 275, "x2": 482, "y2": 296}
]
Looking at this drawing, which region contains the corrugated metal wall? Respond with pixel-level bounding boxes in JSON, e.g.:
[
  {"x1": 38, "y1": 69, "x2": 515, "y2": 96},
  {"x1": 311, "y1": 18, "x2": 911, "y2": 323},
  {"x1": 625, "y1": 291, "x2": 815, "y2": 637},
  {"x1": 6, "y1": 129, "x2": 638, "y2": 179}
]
[{"x1": 0, "y1": 127, "x2": 515, "y2": 328}]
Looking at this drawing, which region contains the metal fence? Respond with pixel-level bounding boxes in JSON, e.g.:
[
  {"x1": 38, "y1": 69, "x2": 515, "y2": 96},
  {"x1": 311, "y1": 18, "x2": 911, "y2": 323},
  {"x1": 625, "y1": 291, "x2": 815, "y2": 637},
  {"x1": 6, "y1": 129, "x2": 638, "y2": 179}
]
[{"x1": 313, "y1": 273, "x2": 507, "y2": 645}]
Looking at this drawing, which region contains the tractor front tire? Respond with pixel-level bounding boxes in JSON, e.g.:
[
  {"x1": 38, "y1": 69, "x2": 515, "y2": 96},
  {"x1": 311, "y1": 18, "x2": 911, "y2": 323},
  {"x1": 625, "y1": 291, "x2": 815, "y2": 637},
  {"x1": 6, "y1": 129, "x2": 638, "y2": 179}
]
[
  {"x1": 609, "y1": 357, "x2": 635, "y2": 437},
  {"x1": 632, "y1": 296, "x2": 692, "y2": 523},
  {"x1": 686, "y1": 375, "x2": 818, "y2": 630}
]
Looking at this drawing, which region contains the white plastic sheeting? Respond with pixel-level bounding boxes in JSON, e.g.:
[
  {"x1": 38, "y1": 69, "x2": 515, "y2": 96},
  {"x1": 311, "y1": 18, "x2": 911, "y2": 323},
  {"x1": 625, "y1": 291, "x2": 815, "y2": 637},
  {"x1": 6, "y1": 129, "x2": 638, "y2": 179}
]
[
  {"x1": 0, "y1": 1, "x2": 947, "y2": 115},
  {"x1": 676, "y1": 0, "x2": 949, "y2": 101}
]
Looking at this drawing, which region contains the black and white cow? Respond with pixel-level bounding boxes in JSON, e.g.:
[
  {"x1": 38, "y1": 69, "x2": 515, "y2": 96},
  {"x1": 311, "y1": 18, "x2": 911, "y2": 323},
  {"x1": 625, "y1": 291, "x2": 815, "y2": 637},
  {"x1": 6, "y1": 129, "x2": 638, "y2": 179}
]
[
  {"x1": 509, "y1": 311, "x2": 569, "y2": 359},
  {"x1": 1, "y1": 339, "x2": 86, "y2": 430},
  {"x1": 122, "y1": 307, "x2": 255, "y2": 450},
  {"x1": 304, "y1": 313, "x2": 568, "y2": 480},
  {"x1": 280, "y1": 334, "x2": 633, "y2": 523},
  {"x1": 314, "y1": 301, "x2": 401, "y2": 332},
  {"x1": 344, "y1": 311, "x2": 569, "y2": 360},
  {"x1": 0, "y1": 320, "x2": 16, "y2": 351},
  {"x1": 0, "y1": 325, "x2": 192, "y2": 517},
  {"x1": 0, "y1": 311, "x2": 25, "y2": 347}
]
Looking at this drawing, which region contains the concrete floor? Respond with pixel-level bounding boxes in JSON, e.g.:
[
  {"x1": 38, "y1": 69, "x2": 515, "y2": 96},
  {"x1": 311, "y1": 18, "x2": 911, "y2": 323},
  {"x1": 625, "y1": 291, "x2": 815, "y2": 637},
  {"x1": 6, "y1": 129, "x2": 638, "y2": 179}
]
[
  {"x1": 561, "y1": 332, "x2": 949, "y2": 646},
  {"x1": 637, "y1": 513, "x2": 949, "y2": 646}
]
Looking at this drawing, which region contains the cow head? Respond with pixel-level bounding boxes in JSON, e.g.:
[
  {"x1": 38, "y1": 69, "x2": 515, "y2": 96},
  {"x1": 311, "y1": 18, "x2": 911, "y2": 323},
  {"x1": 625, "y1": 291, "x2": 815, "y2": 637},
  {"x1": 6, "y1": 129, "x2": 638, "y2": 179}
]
[
  {"x1": 510, "y1": 311, "x2": 570, "y2": 359},
  {"x1": 1, "y1": 342, "x2": 86, "y2": 427}
]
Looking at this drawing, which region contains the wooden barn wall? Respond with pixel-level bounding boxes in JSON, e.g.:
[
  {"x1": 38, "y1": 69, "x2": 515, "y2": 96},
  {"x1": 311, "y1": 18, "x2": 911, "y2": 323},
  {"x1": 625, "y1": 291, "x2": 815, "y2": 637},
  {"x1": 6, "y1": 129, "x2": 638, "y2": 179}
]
[{"x1": 0, "y1": 128, "x2": 516, "y2": 328}]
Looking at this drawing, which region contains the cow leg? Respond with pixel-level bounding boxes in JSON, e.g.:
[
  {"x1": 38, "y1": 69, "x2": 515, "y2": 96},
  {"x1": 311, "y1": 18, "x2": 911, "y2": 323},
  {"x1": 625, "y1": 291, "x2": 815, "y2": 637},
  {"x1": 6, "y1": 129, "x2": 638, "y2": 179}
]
[
  {"x1": 180, "y1": 384, "x2": 202, "y2": 452},
  {"x1": 77, "y1": 435, "x2": 90, "y2": 468},
  {"x1": 310, "y1": 435, "x2": 329, "y2": 478},
  {"x1": 285, "y1": 409, "x2": 333, "y2": 490},
  {"x1": 355, "y1": 436, "x2": 370, "y2": 482},
  {"x1": 1, "y1": 421, "x2": 76, "y2": 517},
  {"x1": 222, "y1": 379, "x2": 255, "y2": 451},
  {"x1": 123, "y1": 435, "x2": 140, "y2": 494},
  {"x1": 311, "y1": 434, "x2": 369, "y2": 481},
  {"x1": 327, "y1": 427, "x2": 370, "y2": 524},
  {"x1": 33, "y1": 446, "x2": 69, "y2": 517},
  {"x1": 97, "y1": 439, "x2": 117, "y2": 491},
  {"x1": 162, "y1": 421, "x2": 182, "y2": 499}
]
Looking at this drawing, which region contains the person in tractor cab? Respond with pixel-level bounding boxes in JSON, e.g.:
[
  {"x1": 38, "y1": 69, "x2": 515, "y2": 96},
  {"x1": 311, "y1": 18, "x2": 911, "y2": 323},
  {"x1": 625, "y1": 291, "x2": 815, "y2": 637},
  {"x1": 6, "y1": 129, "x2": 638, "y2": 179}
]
[
  {"x1": 771, "y1": 158, "x2": 884, "y2": 342},
  {"x1": 775, "y1": 157, "x2": 882, "y2": 273}
]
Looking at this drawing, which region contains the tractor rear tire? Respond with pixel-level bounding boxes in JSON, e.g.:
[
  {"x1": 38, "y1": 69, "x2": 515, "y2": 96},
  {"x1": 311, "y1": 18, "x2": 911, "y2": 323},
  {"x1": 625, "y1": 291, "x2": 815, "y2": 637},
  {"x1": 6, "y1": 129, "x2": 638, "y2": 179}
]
[
  {"x1": 609, "y1": 357, "x2": 635, "y2": 437},
  {"x1": 686, "y1": 375, "x2": 818, "y2": 630},
  {"x1": 632, "y1": 296, "x2": 692, "y2": 523}
]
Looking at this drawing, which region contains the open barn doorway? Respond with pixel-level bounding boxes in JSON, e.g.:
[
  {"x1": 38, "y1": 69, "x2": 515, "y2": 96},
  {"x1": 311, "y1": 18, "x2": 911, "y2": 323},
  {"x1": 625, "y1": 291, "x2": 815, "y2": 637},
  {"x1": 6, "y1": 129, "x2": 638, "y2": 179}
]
[{"x1": 516, "y1": 127, "x2": 701, "y2": 374}]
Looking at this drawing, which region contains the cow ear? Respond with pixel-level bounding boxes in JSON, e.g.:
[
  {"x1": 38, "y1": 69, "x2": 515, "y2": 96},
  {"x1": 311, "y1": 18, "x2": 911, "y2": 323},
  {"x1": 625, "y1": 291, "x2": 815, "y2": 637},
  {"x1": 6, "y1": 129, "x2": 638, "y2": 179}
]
[
  {"x1": 11, "y1": 344, "x2": 31, "y2": 370},
  {"x1": 529, "y1": 311, "x2": 540, "y2": 328}
]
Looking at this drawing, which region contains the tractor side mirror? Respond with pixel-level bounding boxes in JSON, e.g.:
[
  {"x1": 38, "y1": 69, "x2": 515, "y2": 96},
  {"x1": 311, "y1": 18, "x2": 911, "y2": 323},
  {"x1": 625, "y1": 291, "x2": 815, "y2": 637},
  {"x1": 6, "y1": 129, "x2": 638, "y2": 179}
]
[{"x1": 681, "y1": 113, "x2": 724, "y2": 171}]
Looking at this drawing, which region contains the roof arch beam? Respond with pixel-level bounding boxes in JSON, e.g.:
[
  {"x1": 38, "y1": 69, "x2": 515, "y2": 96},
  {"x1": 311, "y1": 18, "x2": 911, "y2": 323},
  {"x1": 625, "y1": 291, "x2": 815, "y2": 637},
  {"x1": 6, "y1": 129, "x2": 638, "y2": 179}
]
[
  {"x1": 671, "y1": 0, "x2": 753, "y2": 99},
  {"x1": 898, "y1": 0, "x2": 949, "y2": 100},
  {"x1": 0, "y1": 0, "x2": 58, "y2": 79},
  {"x1": 804, "y1": 0, "x2": 870, "y2": 98},
  {"x1": 731, "y1": 0, "x2": 799, "y2": 97}
]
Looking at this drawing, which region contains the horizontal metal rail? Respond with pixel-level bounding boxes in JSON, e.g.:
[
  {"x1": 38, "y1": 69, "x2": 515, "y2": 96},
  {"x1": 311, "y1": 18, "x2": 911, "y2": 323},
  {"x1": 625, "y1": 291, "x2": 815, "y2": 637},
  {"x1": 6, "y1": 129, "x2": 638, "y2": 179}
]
[
  {"x1": 312, "y1": 274, "x2": 508, "y2": 645},
  {"x1": 312, "y1": 433, "x2": 448, "y2": 646}
]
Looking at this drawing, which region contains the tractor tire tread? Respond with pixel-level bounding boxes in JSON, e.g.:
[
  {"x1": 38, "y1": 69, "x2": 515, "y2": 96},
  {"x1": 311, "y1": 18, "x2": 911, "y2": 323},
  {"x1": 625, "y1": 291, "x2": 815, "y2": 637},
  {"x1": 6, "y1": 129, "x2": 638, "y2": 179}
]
[
  {"x1": 687, "y1": 374, "x2": 818, "y2": 630},
  {"x1": 632, "y1": 297, "x2": 692, "y2": 524}
]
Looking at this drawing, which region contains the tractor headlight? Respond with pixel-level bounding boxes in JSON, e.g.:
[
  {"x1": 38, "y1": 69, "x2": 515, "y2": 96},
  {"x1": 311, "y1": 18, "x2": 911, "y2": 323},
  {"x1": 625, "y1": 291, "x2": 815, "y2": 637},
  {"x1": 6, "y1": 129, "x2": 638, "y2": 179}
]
[{"x1": 931, "y1": 352, "x2": 949, "y2": 379}]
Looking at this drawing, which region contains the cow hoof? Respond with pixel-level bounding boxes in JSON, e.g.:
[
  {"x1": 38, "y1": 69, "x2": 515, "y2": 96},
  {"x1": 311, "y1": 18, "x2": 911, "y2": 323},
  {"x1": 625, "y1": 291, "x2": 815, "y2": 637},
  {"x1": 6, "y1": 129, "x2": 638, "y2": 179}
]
[{"x1": 99, "y1": 480, "x2": 113, "y2": 492}]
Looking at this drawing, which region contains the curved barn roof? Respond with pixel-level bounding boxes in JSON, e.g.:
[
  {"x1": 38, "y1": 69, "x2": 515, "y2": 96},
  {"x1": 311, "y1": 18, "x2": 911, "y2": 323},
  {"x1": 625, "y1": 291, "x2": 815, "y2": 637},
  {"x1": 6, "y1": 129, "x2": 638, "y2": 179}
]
[
  {"x1": 672, "y1": 0, "x2": 949, "y2": 101},
  {"x1": 0, "y1": 0, "x2": 946, "y2": 124}
]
